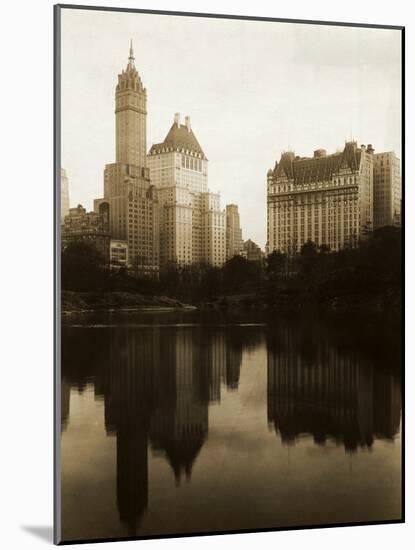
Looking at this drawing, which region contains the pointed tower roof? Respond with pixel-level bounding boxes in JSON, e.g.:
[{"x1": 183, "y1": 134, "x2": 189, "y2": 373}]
[
  {"x1": 274, "y1": 151, "x2": 295, "y2": 179},
  {"x1": 127, "y1": 39, "x2": 135, "y2": 69},
  {"x1": 340, "y1": 141, "x2": 360, "y2": 171},
  {"x1": 116, "y1": 40, "x2": 145, "y2": 94},
  {"x1": 148, "y1": 114, "x2": 207, "y2": 159}
]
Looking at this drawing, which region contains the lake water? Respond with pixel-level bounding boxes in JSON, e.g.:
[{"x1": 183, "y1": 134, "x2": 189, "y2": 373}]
[{"x1": 60, "y1": 309, "x2": 402, "y2": 542}]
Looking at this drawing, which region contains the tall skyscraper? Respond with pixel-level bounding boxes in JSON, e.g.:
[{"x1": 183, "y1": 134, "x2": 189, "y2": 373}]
[
  {"x1": 60, "y1": 168, "x2": 70, "y2": 221},
  {"x1": 95, "y1": 42, "x2": 159, "y2": 276},
  {"x1": 148, "y1": 113, "x2": 226, "y2": 268},
  {"x1": 226, "y1": 204, "x2": 243, "y2": 260},
  {"x1": 267, "y1": 142, "x2": 374, "y2": 254},
  {"x1": 373, "y1": 151, "x2": 401, "y2": 229}
]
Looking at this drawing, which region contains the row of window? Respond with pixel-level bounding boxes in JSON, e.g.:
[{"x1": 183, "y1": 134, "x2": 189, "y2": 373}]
[
  {"x1": 181, "y1": 155, "x2": 203, "y2": 172},
  {"x1": 271, "y1": 177, "x2": 359, "y2": 194}
]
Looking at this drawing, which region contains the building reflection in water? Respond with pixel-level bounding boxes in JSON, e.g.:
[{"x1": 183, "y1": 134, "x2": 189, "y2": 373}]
[
  {"x1": 150, "y1": 329, "x2": 209, "y2": 486},
  {"x1": 61, "y1": 323, "x2": 259, "y2": 534},
  {"x1": 267, "y1": 317, "x2": 401, "y2": 452},
  {"x1": 62, "y1": 314, "x2": 400, "y2": 534},
  {"x1": 103, "y1": 329, "x2": 160, "y2": 535}
]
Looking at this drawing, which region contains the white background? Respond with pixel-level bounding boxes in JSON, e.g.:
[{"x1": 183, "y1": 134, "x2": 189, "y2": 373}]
[{"x1": 0, "y1": 0, "x2": 412, "y2": 548}]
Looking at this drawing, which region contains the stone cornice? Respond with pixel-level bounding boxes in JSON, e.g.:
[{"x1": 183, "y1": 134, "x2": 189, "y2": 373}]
[{"x1": 115, "y1": 105, "x2": 147, "y2": 115}]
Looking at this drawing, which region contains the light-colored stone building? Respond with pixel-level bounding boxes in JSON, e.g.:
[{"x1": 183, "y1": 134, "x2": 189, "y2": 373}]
[
  {"x1": 148, "y1": 113, "x2": 226, "y2": 268},
  {"x1": 267, "y1": 141, "x2": 374, "y2": 254},
  {"x1": 373, "y1": 151, "x2": 401, "y2": 229},
  {"x1": 95, "y1": 42, "x2": 159, "y2": 277},
  {"x1": 61, "y1": 168, "x2": 70, "y2": 221},
  {"x1": 110, "y1": 239, "x2": 129, "y2": 269},
  {"x1": 226, "y1": 204, "x2": 243, "y2": 260}
]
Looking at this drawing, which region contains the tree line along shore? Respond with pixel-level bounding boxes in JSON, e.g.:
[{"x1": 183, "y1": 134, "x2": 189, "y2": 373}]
[{"x1": 61, "y1": 226, "x2": 401, "y2": 314}]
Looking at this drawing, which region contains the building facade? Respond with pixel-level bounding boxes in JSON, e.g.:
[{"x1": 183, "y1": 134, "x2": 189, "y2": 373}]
[
  {"x1": 61, "y1": 168, "x2": 70, "y2": 221},
  {"x1": 95, "y1": 43, "x2": 159, "y2": 276},
  {"x1": 226, "y1": 204, "x2": 243, "y2": 260},
  {"x1": 61, "y1": 203, "x2": 111, "y2": 265},
  {"x1": 373, "y1": 151, "x2": 401, "y2": 229},
  {"x1": 241, "y1": 239, "x2": 264, "y2": 261},
  {"x1": 267, "y1": 142, "x2": 374, "y2": 254},
  {"x1": 110, "y1": 239, "x2": 129, "y2": 269},
  {"x1": 148, "y1": 113, "x2": 226, "y2": 268}
]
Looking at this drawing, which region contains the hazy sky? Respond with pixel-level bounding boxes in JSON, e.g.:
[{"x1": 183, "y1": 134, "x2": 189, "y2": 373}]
[{"x1": 61, "y1": 8, "x2": 402, "y2": 248}]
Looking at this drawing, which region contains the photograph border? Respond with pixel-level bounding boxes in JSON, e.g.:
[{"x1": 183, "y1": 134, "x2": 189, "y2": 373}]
[{"x1": 53, "y1": 3, "x2": 405, "y2": 545}]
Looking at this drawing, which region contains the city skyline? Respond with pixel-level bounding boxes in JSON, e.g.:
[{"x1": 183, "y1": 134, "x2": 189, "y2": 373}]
[
  {"x1": 57, "y1": 7, "x2": 403, "y2": 544},
  {"x1": 61, "y1": 317, "x2": 402, "y2": 539},
  {"x1": 61, "y1": 10, "x2": 402, "y2": 248}
]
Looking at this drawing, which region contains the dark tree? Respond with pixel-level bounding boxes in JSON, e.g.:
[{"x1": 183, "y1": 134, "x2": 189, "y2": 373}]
[
  {"x1": 266, "y1": 250, "x2": 287, "y2": 281},
  {"x1": 297, "y1": 240, "x2": 320, "y2": 279},
  {"x1": 200, "y1": 265, "x2": 222, "y2": 299},
  {"x1": 159, "y1": 262, "x2": 181, "y2": 295},
  {"x1": 61, "y1": 241, "x2": 108, "y2": 291},
  {"x1": 222, "y1": 255, "x2": 262, "y2": 292}
]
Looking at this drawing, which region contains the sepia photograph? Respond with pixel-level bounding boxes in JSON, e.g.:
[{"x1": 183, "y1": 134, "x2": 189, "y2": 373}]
[{"x1": 55, "y1": 4, "x2": 403, "y2": 545}]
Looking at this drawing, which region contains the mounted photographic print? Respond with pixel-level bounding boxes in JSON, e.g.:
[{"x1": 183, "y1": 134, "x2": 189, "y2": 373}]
[{"x1": 54, "y1": 4, "x2": 404, "y2": 545}]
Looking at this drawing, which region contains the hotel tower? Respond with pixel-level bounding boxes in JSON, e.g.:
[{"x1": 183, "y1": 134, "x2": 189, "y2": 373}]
[
  {"x1": 267, "y1": 141, "x2": 374, "y2": 254},
  {"x1": 148, "y1": 113, "x2": 226, "y2": 268},
  {"x1": 95, "y1": 42, "x2": 159, "y2": 276}
]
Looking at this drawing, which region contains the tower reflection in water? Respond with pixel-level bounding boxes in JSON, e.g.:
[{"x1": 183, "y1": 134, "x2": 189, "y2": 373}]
[
  {"x1": 267, "y1": 317, "x2": 401, "y2": 452},
  {"x1": 61, "y1": 324, "x2": 255, "y2": 534},
  {"x1": 104, "y1": 329, "x2": 159, "y2": 535},
  {"x1": 62, "y1": 315, "x2": 400, "y2": 535}
]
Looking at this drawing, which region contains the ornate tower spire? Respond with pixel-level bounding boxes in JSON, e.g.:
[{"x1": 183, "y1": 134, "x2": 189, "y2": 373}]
[
  {"x1": 115, "y1": 41, "x2": 147, "y2": 167},
  {"x1": 127, "y1": 39, "x2": 135, "y2": 69}
]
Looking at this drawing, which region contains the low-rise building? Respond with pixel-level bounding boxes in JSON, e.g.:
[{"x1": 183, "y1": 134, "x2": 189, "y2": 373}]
[
  {"x1": 241, "y1": 239, "x2": 264, "y2": 262},
  {"x1": 61, "y1": 203, "x2": 111, "y2": 265},
  {"x1": 110, "y1": 239, "x2": 129, "y2": 269}
]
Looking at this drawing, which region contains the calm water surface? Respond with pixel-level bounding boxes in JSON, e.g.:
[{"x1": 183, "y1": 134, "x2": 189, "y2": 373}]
[{"x1": 61, "y1": 310, "x2": 402, "y2": 542}]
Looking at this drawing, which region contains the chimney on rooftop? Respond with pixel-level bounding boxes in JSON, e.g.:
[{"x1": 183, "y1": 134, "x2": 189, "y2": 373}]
[
  {"x1": 174, "y1": 113, "x2": 180, "y2": 126},
  {"x1": 281, "y1": 151, "x2": 295, "y2": 161},
  {"x1": 367, "y1": 144, "x2": 374, "y2": 154},
  {"x1": 185, "y1": 115, "x2": 191, "y2": 132}
]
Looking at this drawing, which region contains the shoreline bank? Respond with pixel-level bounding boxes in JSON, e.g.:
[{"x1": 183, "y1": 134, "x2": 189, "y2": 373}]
[
  {"x1": 61, "y1": 290, "x2": 196, "y2": 315},
  {"x1": 61, "y1": 289, "x2": 400, "y2": 316}
]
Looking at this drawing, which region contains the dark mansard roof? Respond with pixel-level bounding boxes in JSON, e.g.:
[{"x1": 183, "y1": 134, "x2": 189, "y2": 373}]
[
  {"x1": 271, "y1": 141, "x2": 362, "y2": 184},
  {"x1": 149, "y1": 122, "x2": 206, "y2": 159}
]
